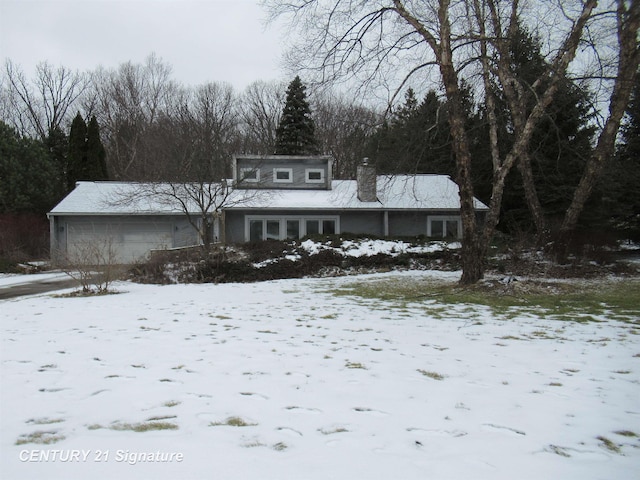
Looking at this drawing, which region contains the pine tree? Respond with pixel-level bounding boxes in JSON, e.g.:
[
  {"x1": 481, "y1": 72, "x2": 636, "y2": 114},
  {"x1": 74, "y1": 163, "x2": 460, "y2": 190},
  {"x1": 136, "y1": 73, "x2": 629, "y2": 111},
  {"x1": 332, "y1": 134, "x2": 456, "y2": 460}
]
[
  {"x1": 67, "y1": 113, "x2": 109, "y2": 190},
  {"x1": 605, "y1": 72, "x2": 640, "y2": 240},
  {"x1": 67, "y1": 112, "x2": 88, "y2": 191},
  {"x1": 487, "y1": 25, "x2": 595, "y2": 233},
  {"x1": 274, "y1": 76, "x2": 319, "y2": 155},
  {"x1": 0, "y1": 121, "x2": 59, "y2": 214},
  {"x1": 86, "y1": 116, "x2": 108, "y2": 180},
  {"x1": 367, "y1": 88, "x2": 457, "y2": 177},
  {"x1": 45, "y1": 125, "x2": 69, "y2": 198}
]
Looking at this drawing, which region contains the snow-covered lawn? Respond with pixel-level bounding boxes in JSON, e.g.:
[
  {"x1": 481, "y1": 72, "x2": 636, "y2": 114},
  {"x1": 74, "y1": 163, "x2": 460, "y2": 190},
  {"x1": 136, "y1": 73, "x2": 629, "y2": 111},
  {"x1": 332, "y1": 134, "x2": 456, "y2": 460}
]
[{"x1": 1, "y1": 270, "x2": 638, "y2": 479}]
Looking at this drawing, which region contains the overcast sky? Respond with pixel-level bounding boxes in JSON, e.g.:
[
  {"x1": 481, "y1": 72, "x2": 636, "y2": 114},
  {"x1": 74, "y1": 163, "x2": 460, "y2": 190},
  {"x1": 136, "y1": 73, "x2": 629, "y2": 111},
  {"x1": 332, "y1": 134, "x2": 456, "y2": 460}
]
[{"x1": 0, "y1": 0, "x2": 288, "y2": 91}]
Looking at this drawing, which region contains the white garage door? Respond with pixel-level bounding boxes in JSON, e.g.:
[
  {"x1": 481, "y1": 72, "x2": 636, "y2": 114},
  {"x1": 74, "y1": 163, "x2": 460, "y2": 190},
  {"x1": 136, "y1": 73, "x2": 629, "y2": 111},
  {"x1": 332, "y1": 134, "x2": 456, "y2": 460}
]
[{"x1": 67, "y1": 220, "x2": 173, "y2": 263}]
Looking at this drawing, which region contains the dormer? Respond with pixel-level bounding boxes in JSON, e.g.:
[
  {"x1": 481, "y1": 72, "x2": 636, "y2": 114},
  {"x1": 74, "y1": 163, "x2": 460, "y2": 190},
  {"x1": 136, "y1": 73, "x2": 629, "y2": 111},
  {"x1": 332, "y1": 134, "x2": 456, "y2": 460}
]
[{"x1": 232, "y1": 155, "x2": 333, "y2": 190}]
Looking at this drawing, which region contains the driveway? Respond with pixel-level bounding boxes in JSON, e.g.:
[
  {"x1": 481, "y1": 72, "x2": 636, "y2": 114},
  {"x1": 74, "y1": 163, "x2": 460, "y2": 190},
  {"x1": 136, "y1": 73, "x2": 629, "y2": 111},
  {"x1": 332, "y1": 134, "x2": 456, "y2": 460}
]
[{"x1": 0, "y1": 273, "x2": 79, "y2": 300}]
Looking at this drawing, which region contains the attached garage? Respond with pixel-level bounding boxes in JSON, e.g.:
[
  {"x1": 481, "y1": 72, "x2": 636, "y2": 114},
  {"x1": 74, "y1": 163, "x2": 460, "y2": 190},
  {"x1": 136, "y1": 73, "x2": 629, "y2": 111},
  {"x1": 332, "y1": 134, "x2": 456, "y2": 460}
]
[
  {"x1": 48, "y1": 182, "x2": 201, "y2": 265},
  {"x1": 63, "y1": 217, "x2": 175, "y2": 264}
]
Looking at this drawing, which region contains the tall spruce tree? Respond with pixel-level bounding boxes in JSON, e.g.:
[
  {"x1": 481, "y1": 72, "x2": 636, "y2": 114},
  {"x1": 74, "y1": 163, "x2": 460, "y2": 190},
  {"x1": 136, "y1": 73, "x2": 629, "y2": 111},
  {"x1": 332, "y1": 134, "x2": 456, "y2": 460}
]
[
  {"x1": 67, "y1": 112, "x2": 88, "y2": 191},
  {"x1": 274, "y1": 76, "x2": 319, "y2": 155},
  {"x1": 367, "y1": 87, "x2": 471, "y2": 178},
  {"x1": 45, "y1": 125, "x2": 69, "y2": 198},
  {"x1": 67, "y1": 113, "x2": 108, "y2": 190},
  {"x1": 86, "y1": 116, "x2": 108, "y2": 180}
]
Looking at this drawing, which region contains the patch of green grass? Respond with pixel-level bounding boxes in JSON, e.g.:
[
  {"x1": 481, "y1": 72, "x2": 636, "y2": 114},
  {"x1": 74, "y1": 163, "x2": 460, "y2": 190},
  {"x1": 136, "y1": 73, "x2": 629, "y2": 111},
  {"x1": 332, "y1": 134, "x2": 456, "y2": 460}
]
[
  {"x1": 89, "y1": 421, "x2": 179, "y2": 432},
  {"x1": 319, "y1": 426, "x2": 349, "y2": 435},
  {"x1": 26, "y1": 417, "x2": 64, "y2": 425},
  {"x1": 597, "y1": 435, "x2": 622, "y2": 454},
  {"x1": 272, "y1": 442, "x2": 288, "y2": 451},
  {"x1": 331, "y1": 277, "x2": 640, "y2": 323},
  {"x1": 345, "y1": 361, "x2": 366, "y2": 369},
  {"x1": 210, "y1": 416, "x2": 257, "y2": 427},
  {"x1": 614, "y1": 430, "x2": 637, "y2": 437},
  {"x1": 146, "y1": 415, "x2": 177, "y2": 421},
  {"x1": 16, "y1": 430, "x2": 65, "y2": 445},
  {"x1": 163, "y1": 400, "x2": 181, "y2": 407},
  {"x1": 417, "y1": 369, "x2": 445, "y2": 380}
]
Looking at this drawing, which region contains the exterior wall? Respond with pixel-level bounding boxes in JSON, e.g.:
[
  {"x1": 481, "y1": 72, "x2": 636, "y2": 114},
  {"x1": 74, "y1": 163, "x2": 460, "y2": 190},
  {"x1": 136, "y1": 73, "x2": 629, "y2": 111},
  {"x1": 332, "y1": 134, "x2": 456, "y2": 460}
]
[
  {"x1": 225, "y1": 210, "x2": 388, "y2": 242},
  {"x1": 234, "y1": 155, "x2": 332, "y2": 190},
  {"x1": 339, "y1": 211, "x2": 385, "y2": 236},
  {"x1": 50, "y1": 215, "x2": 199, "y2": 264},
  {"x1": 388, "y1": 211, "x2": 429, "y2": 237},
  {"x1": 224, "y1": 209, "x2": 471, "y2": 243}
]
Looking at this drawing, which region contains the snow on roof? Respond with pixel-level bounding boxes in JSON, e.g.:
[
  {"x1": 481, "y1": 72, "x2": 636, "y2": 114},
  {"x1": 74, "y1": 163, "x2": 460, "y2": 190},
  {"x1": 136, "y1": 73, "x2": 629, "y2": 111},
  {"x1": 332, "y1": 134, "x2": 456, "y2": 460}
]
[
  {"x1": 48, "y1": 182, "x2": 210, "y2": 215},
  {"x1": 48, "y1": 176, "x2": 488, "y2": 216}
]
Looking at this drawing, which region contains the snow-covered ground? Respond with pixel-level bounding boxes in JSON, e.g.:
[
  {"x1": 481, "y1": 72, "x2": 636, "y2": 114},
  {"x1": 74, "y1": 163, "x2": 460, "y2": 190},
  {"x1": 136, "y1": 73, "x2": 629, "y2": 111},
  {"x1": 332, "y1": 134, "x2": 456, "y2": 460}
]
[{"x1": 1, "y1": 270, "x2": 638, "y2": 480}]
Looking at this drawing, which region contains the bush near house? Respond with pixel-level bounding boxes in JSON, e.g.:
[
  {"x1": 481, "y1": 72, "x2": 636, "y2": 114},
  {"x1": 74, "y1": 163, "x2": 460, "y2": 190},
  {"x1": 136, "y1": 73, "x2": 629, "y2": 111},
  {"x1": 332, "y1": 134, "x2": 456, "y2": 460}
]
[
  {"x1": 128, "y1": 234, "x2": 638, "y2": 285},
  {"x1": 128, "y1": 236, "x2": 462, "y2": 285}
]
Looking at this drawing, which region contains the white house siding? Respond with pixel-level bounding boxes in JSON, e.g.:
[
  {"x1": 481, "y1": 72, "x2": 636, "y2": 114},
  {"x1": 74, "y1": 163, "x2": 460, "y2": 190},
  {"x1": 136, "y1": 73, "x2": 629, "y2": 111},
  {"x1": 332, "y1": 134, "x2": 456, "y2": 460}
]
[{"x1": 51, "y1": 215, "x2": 198, "y2": 264}]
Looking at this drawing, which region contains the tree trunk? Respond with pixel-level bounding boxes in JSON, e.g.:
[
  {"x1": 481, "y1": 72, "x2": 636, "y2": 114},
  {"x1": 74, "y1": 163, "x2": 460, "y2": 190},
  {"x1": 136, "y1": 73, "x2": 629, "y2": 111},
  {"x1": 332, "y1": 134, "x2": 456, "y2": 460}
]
[
  {"x1": 436, "y1": 4, "x2": 486, "y2": 285},
  {"x1": 517, "y1": 153, "x2": 547, "y2": 241}
]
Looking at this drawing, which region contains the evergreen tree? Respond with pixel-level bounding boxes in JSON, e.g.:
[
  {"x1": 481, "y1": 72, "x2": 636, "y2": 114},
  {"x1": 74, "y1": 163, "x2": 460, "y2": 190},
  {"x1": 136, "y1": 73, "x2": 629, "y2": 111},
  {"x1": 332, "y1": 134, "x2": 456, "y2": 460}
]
[
  {"x1": 274, "y1": 76, "x2": 319, "y2": 155},
  {"x1": 67, "y1": 112, "x2": 88, "y2": 191},
  {"x1": 45, "y1": 125, "x2": 69, "y2": 198},
  {"x1": 86, "y1": 116, "x2": 108, "y2": 180},
  {"x1": 481, "y1": 25, "x2": 595, "y2": 233},
  {"x1": 0, "y1": 121, "x2": 59, "y2": 214},
  {"x1": 367, "y1": 88, "x2": 462, "y2": 178},
  {"x1": 605, "y1": 71, "x2": 640, "y2": 240},
  {"x1": 67, "y1": 113, "x2": 109, "y2": 190}
]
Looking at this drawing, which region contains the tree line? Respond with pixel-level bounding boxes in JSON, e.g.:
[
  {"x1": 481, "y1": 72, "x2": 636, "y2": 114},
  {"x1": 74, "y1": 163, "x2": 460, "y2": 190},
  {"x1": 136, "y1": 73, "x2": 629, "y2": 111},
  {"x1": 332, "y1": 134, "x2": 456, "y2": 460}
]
[{"x1": 1, "y1": 55, "x2": 378, "y2": 214}]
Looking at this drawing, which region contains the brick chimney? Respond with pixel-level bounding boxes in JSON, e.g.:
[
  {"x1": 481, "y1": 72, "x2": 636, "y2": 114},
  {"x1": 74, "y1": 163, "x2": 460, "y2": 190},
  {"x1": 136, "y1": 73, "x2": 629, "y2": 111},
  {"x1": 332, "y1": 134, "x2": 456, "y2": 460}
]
[{"x1": 357, "y1": 158, "x2": 377, "y2": 202}]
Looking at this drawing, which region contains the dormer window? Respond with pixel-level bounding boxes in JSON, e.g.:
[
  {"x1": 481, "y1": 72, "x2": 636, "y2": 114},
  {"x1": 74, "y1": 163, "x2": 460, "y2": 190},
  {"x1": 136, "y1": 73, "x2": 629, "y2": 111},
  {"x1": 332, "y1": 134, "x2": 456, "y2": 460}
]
[
  {"x1": 305, "y1": 168, "x2": 325, "y2": 183},
  {"x1": 273, "y1": 168, "x2": 293, "y2": 183},
  {"x1": 240, "y1": 167, "x2": 260, "y2": 183}
]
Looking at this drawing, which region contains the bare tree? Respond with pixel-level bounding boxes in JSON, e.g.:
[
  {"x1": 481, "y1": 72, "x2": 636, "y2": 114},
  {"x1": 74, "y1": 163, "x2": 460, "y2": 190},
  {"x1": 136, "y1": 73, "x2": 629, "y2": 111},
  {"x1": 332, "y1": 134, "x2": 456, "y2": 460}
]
[
  {"x1": 88, "y1": 54, "x2": 178, "y2": 180},
  {"x1": 2, "y1": 60, "x2": 87, "y2": 140},
  {"x1": 239, "y1": 80, "x2": 285, "y2": 153},
  {"x1": 265, "y1": 0, "x2": 639, "y2": 283},
  {"x1": 113, "y1": 180, "x2": 265, "y2": 249},
  {"x1": 313, "y1": 91, "x2": 381, "y2": 179}
]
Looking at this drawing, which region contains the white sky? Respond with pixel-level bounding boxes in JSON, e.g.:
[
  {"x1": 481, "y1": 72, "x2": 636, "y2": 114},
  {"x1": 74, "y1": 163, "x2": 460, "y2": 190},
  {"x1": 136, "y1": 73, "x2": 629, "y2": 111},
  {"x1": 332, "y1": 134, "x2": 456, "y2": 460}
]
[{"x1": 0, "y1": 0, "x2": 287, "y2": 91}]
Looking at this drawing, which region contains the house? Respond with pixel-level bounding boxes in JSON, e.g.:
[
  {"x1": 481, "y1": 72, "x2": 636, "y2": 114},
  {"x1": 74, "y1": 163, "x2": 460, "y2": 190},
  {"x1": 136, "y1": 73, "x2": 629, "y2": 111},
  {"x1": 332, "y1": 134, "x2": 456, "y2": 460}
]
[{"x1": 48, "y1": 155, "x2": 489, "y2": 264}]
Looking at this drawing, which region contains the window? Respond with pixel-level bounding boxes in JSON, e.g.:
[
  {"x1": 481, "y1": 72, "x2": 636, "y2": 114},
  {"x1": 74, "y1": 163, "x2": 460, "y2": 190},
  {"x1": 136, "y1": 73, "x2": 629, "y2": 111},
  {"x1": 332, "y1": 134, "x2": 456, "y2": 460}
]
[
  {"x1": 305, "y1": 220, "x2": 320, "y2": 235},
  {"x1": 266, "y1": 220, "x2": 280, "y2": 240},
  {"x1": 246, "y1": 216, "x2": 339, "y2": 241},
  {"x1": 305, "y1": 168, "x2": 325, "y2": 183},
  {"x1": 240, "y1": 167, "x2": 260, "y2": 183},
  {"x1": 286, "y1": 220, "x2": 300, "y2": 240},
  {"x1": 273, "y1": 168, "x2": 293, "y2": 183},
  {"x1": 249, "y1": 220, "x2": 263, "y2": 242},
  {"x1": 322, "y1": 220, "x2": 336, "y2": 235},
  {"x1": 428, "y1": 216, "x2": 461, "y2": 239}
]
